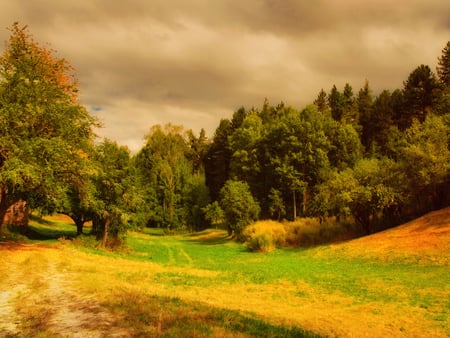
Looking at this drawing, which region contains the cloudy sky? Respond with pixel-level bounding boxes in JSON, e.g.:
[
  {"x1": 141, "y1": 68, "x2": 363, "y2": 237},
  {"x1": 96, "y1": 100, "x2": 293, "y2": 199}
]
[{"x1": 1, "y1": 1, "x2": 449, "y2": 152}]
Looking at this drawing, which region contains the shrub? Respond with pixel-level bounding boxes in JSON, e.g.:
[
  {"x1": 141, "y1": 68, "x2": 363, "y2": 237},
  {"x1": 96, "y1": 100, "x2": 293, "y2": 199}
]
[
  {"x1": 242, "y1": 220, "x2": 286, "y2": 252},
  {"x1": 219, "y1": 180, "x2": 260, "y2": 237},
  {"x1": 284, "y1": 217, "x2": 355, "y2": 246}
]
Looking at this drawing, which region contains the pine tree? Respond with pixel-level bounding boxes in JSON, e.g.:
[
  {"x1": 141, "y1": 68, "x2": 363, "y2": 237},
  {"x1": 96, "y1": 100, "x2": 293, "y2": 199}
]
[{"x1": 437, "y1": 41, "x2": 450, "y2": 86}]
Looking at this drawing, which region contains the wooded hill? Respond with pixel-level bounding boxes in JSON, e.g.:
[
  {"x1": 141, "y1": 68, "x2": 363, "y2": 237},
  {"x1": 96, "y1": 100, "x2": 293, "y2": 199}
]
[{"x1": 0, "y1": 23, "x2": 449, "y2": 245}]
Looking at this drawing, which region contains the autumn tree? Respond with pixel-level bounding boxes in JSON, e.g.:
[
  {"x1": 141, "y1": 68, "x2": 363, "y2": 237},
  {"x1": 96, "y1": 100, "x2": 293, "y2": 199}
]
[{"x1": 0, "y1": 23, "x2": 97, "y2": 228}]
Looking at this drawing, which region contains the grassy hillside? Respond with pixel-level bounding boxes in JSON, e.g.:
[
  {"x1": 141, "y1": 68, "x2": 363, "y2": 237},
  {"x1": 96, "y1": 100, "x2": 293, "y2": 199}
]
[
  {"x1": 319, "y1": 207, "x2": 450, "y2": 264},
  {"x1": 1, "y1": 208, "x2": 449, "y2": 337}
]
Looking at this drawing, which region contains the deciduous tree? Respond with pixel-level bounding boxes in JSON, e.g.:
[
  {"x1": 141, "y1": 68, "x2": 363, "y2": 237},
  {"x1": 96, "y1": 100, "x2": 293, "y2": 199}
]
[
  {"x1": 0, "y1": 23, "x2": 97, "y2": 228},
  {"x1": 90, "y1": 139, "x2": 131, "y2": 246},
  {"x1": 219, "y1": 180, "x2": 260, "y2": 237}
]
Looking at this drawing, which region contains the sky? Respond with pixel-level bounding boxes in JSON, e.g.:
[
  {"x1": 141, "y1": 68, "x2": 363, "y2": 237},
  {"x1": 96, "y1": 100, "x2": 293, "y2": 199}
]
[{"x1": 1, "y1": 1, "x2": 449, "y2": 152}]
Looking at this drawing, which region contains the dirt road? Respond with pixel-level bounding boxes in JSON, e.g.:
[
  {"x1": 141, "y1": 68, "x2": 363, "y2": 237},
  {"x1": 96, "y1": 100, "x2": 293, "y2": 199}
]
[{"x1": 0, "y1": 243, "x2": 129, "y2": 337}]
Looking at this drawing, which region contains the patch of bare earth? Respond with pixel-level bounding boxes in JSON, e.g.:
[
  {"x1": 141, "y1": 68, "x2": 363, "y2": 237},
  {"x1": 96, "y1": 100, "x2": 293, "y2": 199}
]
[{"x1": 0, "y1": 244, "x2": 131, "y2": 337}]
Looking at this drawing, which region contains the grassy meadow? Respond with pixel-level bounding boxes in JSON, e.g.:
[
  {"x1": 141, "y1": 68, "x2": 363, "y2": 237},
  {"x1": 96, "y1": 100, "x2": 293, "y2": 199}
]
[{"x1": 1, "y1": 209, "x2": 449, "y2": 337}]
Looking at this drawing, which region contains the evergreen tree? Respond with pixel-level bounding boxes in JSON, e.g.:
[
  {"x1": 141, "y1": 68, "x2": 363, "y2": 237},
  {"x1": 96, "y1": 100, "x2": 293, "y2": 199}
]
[
  {"x1": 204, "y1": 119, "x2": 233, "y2": 201},
  {"x1": 357, "y1": 80, "x2": 374, "y2": 149},
  {"x1": 400, "y1": 65, "x2": 441, "y2": 128},
  {"x1": 342, "y1": 83, "x2": 358, "y2": 122},
  {"x1": 437, "y1": 41, "x2": 450, "y2": 114},
  {"x1": 314, "y1": 89, "x2": 328, "y2": 114},
  {"x1": 328, "y1": 85, "x2": 345, "y2": 122},
  {"x1": 437, "y1": 41, "x2": 450, "y2": 86},
  {"x1": 371, "y1": 90, "x2": 395, "y2": 154}
]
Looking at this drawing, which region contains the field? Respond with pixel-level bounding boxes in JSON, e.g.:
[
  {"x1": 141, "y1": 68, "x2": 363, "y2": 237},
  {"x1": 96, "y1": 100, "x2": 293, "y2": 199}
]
[{"x1": 1, "y1": 209, "x2": 449, "y2": 337}]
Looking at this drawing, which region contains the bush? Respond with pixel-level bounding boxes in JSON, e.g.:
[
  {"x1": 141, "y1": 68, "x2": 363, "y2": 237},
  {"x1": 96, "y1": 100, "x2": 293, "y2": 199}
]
[
  {"x1": 219, "y1": 180, "x2": 260, "y2": 237},
  {"x1": 242, "y1": 220, "x2": 286, "y2": 252},
  {"x1": 284, "y1": 218, "x2": 355, "y2": 246},
  {"x1": 243, "y1": 218, "x2": 357, "y2": 252}
]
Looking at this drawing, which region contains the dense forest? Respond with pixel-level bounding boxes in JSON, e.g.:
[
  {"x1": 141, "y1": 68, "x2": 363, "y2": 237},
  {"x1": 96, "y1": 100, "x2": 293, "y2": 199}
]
[{"x1": 1, "y1": 24, "x2": 449, "y2": 246}]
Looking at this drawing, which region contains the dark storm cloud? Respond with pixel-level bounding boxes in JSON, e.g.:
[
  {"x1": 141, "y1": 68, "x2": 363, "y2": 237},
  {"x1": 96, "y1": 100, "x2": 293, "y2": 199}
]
[{"x1": 1, "y1": 0, "x2": 449, "y2": 151}]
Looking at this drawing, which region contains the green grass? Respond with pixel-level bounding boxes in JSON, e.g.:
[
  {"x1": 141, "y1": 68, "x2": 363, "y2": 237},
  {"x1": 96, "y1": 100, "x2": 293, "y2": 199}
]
[
  {"x1": 27, "y1": 215, "x2": 77, "y2": 240},
  {"x1": 124, "y1": 229, "x2": 450, "y2": 334},
  {"x1": 16, "y1": 219, "x2": 450, "y2": 336},
  {"x1": 127, "y1": 230, "x2": 449, "y2": 293}
]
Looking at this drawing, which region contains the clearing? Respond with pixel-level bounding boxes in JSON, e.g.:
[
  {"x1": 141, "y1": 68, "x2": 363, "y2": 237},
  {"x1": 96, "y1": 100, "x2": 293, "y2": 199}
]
[{"x1": 1, "y1": 208, "x2": 449, "y2": 337}]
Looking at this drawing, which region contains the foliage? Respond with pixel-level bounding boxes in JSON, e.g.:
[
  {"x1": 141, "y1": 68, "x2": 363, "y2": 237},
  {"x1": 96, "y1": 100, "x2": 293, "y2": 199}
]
[
  {"x1": 242, "y1": 218, "x2": 355, "y2": 251},
  {"x1": 202, "y1": 201, "x2": 224, "y2": 228},
  {"x1": 182, "y1": 173, "x2": 210, "y2": 231},
  {"x1": 219, "y1": 180, "x2": 260, "y2": 237},
  {"x1": 204, "y1": 119, "x2": 233, "y2": 201},
  {"x1": 1, "y1": 23, "x2": 448, "y2": 243},
  {"x1": 90, "y1": 139, "x2": 132, "y2": 246},
  {"x1": 268, "y1": 188, "x2": 286, "y2": 221},
  {"x1": 201, "y1": 41, "x2": 450, "y2": 235},
  {"x1": 242, "y1": 220, "x2": 286, "y2": 252},
  {"x1": 0, "y1": 23, "x2": 97, "y2": 228},
  {"x1": 437, "y1": 41, "x2": 450, "y2": 86},
  {"x1": 397, "y1": 114, "x2": 450, "y2": 212},
  {"x1": 399, "y1": 64, "x2": 442, "y2": 129},
  {"x1": 133, "y1": 124, "x2": 209, "y2": 231}
]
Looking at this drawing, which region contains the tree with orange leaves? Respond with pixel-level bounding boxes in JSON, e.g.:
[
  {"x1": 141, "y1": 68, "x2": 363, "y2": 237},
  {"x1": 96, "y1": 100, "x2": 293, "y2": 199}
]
[{"x1": 0, "y1": 23, "x2": 98, "y2": 228}]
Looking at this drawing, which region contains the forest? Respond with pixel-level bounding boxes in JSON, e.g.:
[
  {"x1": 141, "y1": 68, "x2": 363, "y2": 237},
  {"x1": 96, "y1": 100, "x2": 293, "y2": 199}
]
[{"x1": 0, "y1": 23, "x2": 449, "y2": 247}]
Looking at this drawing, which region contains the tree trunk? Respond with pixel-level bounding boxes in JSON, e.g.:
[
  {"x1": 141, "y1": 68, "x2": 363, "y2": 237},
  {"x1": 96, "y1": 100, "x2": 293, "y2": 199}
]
[
  {"x1": 75, "y1": 219, "x2": 84, "y2": 236},
  {"x1": 102, "y1": 214, "x2": 110, "y2": 247},
  {"x1": 302, "y1": 190, "x2": 308, "y2": 215},
  {"x1": 0, "y1": 189, "x2": 13, "y2": 230},
  {"x1": 292, "y1": 190, "x2": 297, "y2": 221}
]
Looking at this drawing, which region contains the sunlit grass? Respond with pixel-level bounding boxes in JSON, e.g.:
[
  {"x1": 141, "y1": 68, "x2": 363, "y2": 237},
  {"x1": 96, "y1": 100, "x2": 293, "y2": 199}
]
[
  {"x1": 122, "y1": 229, "x2": 450, "y2": 336},
  {"x1": 27, "y1": 214, "x2": 77, "y2": 240},
  {"x1": 3, "y1": 213, "x2": 449, "y2": 337}
]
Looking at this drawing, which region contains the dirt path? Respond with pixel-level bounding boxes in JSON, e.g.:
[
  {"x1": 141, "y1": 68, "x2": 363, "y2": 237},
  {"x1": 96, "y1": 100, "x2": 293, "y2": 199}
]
[{"x1": 0, "y1": 243, "x2": 130, "y2": 337}]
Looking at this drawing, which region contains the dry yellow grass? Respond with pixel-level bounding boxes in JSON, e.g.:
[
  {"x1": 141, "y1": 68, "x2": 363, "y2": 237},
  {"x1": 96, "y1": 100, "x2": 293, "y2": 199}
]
[
  {"x1": 1, "y1": 208, "x2": 449, "y2": 337},
  {"x1": 322, "y1": 207, "x2": 450, "y2": 264}
]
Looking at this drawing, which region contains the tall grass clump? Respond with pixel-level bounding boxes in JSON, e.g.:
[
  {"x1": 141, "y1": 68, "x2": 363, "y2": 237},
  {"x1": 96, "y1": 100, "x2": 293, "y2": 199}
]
[
  {"x1": 284, "y1": 217, "x2": 355, "y2": 247},
  {"x1": 242, "y1": 220, "x2": 286, "y2": 252},
  {"x1": 243, "y1": 217, "x2": 356, "y2": 251}
]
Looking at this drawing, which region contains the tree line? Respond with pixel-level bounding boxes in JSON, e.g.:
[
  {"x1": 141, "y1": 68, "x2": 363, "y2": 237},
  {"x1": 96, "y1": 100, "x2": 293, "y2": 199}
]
[{"x1": 0, "y1": 23, "x2": 449, "y2": 245}]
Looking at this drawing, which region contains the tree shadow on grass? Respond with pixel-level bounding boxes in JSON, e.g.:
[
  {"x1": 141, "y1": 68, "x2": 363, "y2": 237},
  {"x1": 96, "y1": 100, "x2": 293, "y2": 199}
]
[
  {"x1": 105, "y1": 291, "x2": 322, "y2": 337},
  {"x1": 3, "y1": 216, "x2": 77, "y2": 241}
]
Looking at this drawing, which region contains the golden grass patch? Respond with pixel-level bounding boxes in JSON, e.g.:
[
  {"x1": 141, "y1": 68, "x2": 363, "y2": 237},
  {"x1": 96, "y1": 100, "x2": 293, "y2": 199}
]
[
  {"x1": 1, "y1": 208, "x2": 450, "y2": 337},
  {"x1": 322, "y1": 207, "x2": 450, "y2": 264}
]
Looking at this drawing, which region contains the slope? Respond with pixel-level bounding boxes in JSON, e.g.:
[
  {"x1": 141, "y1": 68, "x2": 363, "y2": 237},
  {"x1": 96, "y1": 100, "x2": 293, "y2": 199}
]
[{"x1": 324, "y1": 207, "x2": 450, "y2": 264}]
